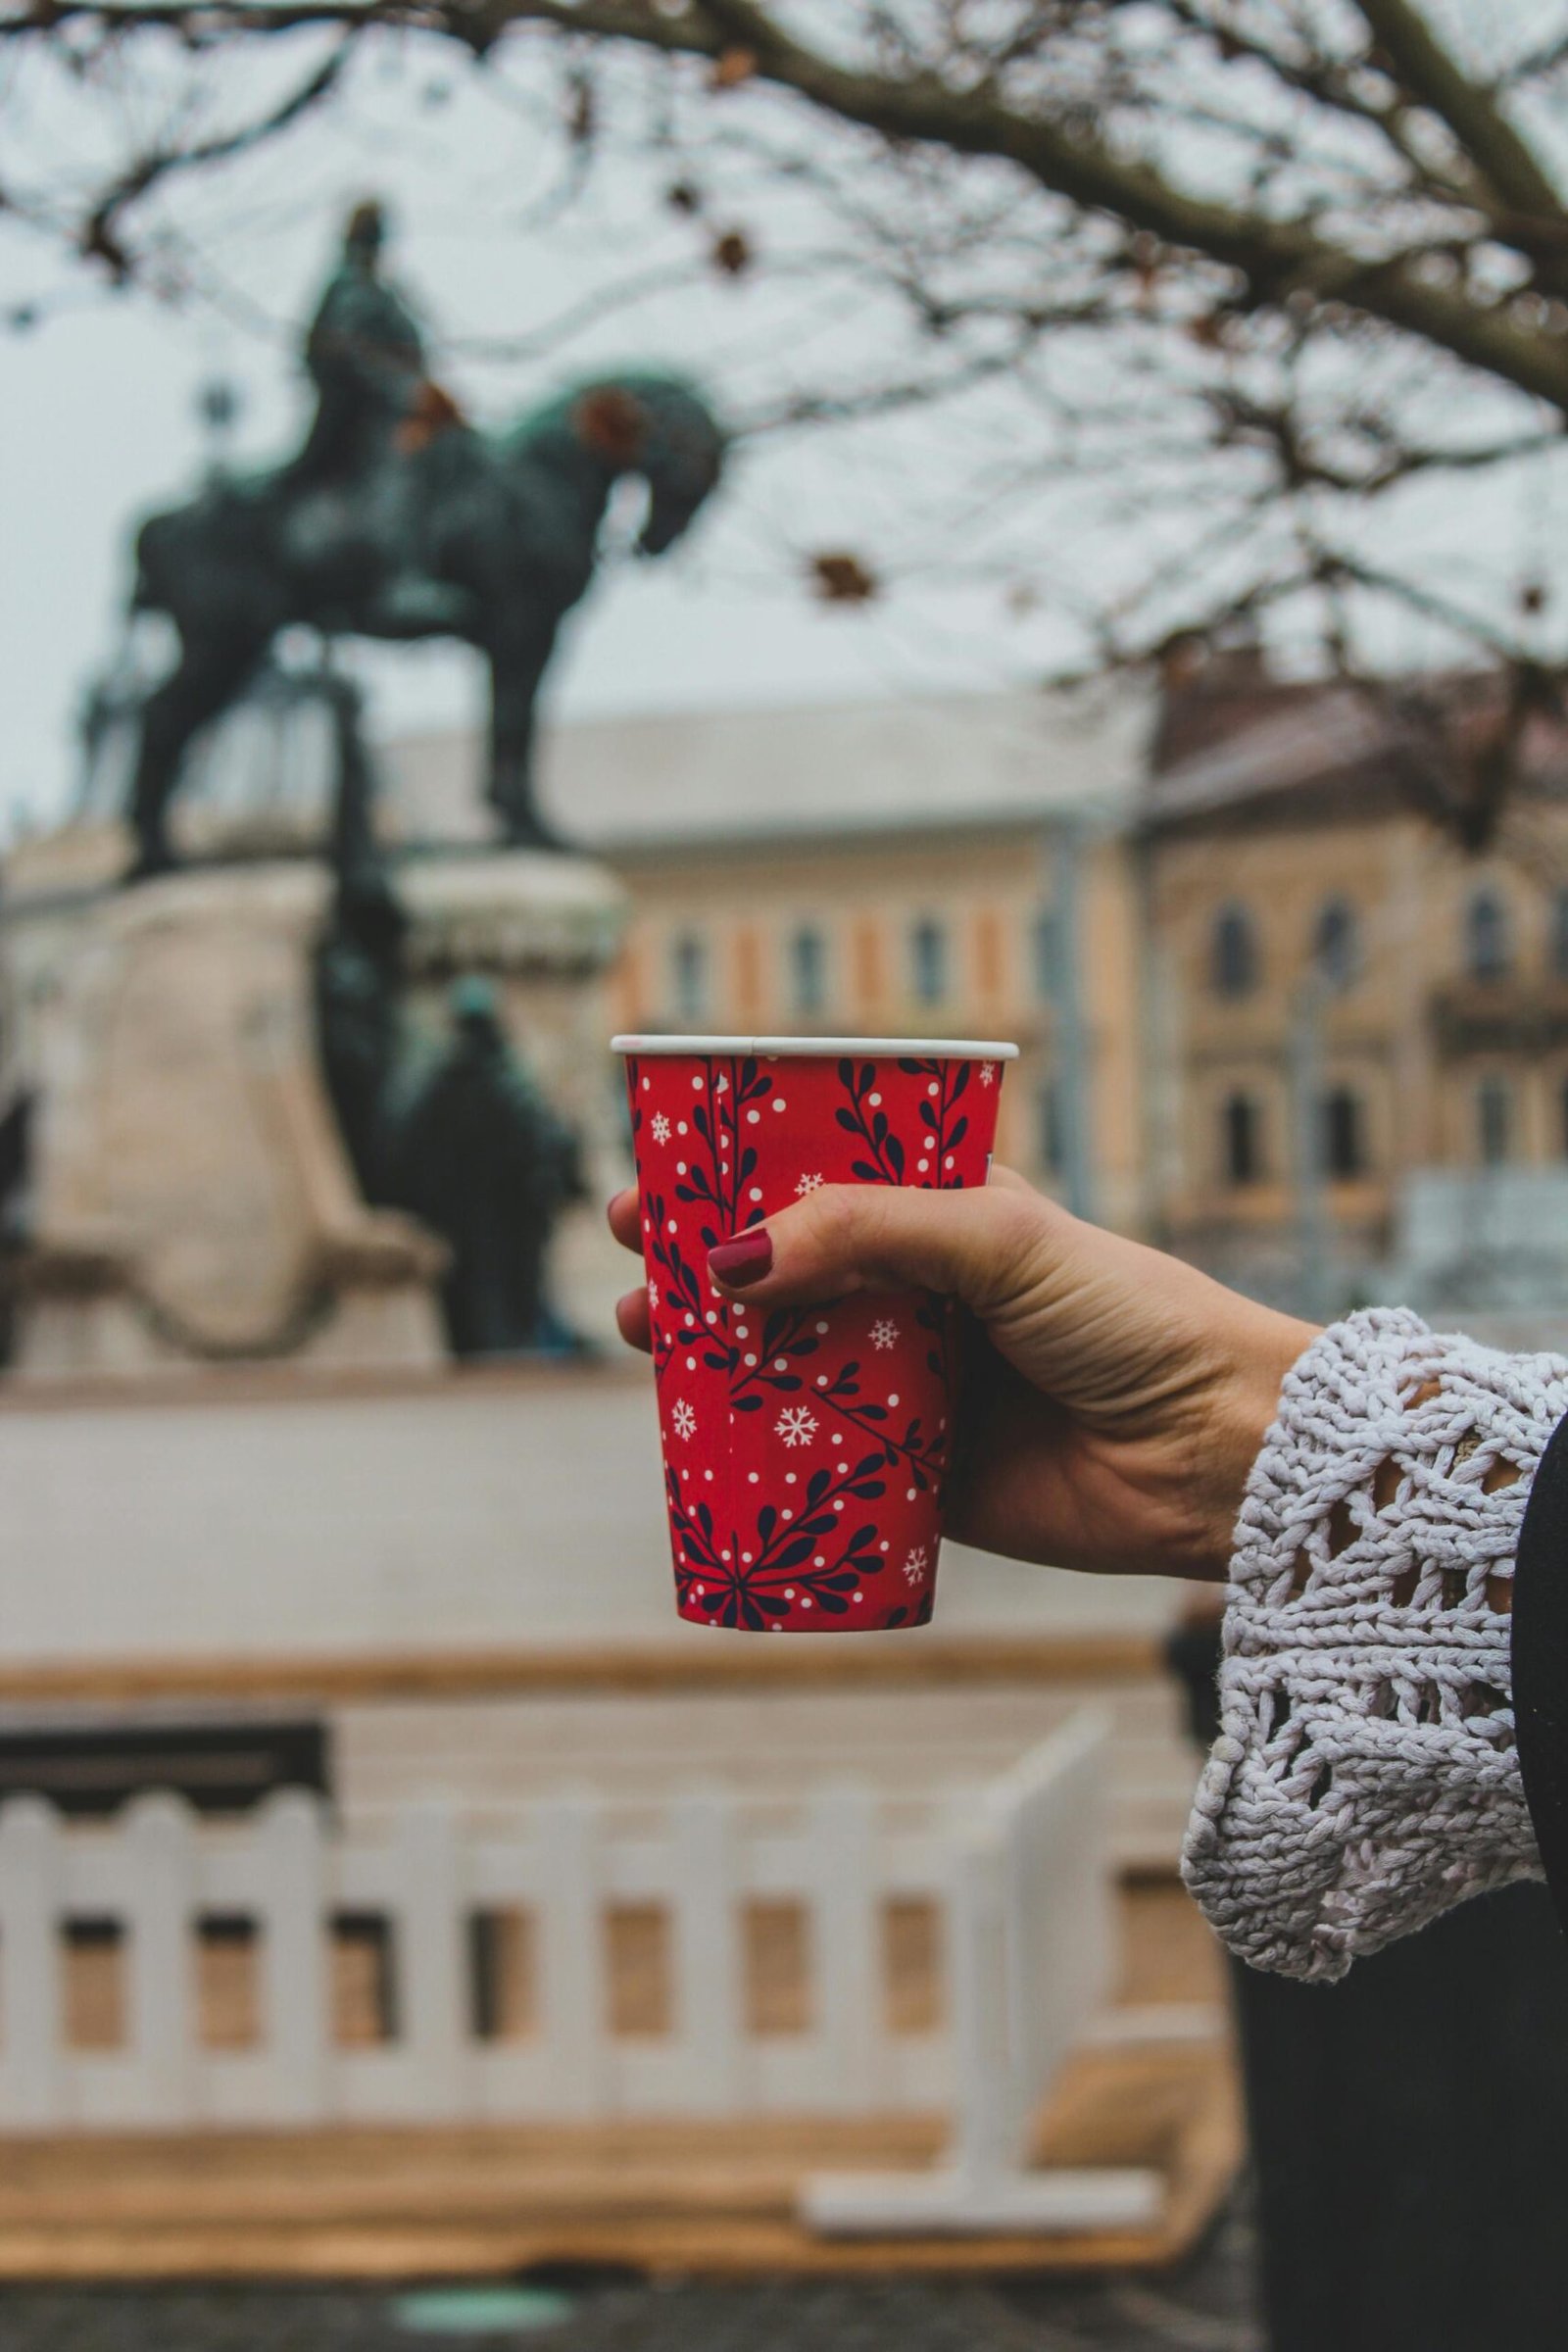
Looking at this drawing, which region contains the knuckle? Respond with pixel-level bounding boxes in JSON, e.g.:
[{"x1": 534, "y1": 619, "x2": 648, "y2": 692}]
[
  {"x1": 802, "y1": 1183, "x2": 864, "y2": 1262},
  {"x1": 967, "y1": 1183, "x2": 1054, "y2": 1309}
]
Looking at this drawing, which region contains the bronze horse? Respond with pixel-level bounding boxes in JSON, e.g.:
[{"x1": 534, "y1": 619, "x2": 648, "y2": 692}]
[{"x1": 125, "y1": 372, "x2": 725, "y2": 874}]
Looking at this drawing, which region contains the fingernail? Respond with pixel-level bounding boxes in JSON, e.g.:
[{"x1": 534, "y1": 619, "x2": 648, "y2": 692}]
[{"x1": 708, "y1": 1228, "x2": 772, "y2": 1288}]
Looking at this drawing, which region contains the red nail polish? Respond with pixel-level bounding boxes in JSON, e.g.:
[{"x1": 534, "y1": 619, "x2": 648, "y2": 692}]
[{"x1": 708, "y1": 1228, "x2": 772, "y2": 1288}]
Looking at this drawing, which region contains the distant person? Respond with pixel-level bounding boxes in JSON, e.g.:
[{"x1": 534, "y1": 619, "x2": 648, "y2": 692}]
[{"x1": 610, "y1": 1168, "x2": 1568, "y2": 1980}]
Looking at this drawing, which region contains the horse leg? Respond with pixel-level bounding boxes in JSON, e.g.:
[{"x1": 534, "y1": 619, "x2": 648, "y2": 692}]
[
  {"x1": 127, "y1": 632, "x2": 267, "y2": 882},
  {"x1": 486, "y1": 628, "x2": 562, "y2": 851}
]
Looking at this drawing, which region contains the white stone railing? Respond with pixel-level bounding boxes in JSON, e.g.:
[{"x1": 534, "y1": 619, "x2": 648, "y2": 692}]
[{"x1": 0, "y1": 1708, "x2": 1157, "y2": 2233}]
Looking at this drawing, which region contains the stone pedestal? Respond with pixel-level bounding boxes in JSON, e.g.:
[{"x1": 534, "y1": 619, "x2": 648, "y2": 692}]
[{"x1": 0, "y1": 836, "x2": 626, "y2": 1380}]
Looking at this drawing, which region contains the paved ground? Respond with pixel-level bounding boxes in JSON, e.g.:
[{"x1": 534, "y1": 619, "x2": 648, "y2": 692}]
[{"x1": 0, "y1": 2196, "x2": 1260, "y2": 2352}]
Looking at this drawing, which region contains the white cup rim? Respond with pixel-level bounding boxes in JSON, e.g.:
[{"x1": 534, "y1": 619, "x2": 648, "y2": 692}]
[{"x1": 612, "y1": 1034, "x2": 1020, "y2": 1059}]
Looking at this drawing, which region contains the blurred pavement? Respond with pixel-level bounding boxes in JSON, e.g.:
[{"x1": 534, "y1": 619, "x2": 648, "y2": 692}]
[{"x1": 0, "y1": 2194, "x2": 1259, "y2": 2351}]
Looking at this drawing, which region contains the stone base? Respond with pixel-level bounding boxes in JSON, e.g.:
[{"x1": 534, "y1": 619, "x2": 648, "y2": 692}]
[
  {"x1": 8, "y1": 1212, "x2": 449, "y2": 1383},
  {"x1": 0, "y1": 843, "x2": 626, "y2": 1380}
]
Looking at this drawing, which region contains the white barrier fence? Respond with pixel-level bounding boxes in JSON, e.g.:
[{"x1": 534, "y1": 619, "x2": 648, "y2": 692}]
[{"x1": 0, "y1": 1707, "x2": 1158, "y2": 2234}]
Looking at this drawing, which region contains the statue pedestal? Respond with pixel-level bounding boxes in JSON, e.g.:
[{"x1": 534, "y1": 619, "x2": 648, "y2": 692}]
[{"x1": 0, "y1": 841, "x2": 626, "y2": 1381}]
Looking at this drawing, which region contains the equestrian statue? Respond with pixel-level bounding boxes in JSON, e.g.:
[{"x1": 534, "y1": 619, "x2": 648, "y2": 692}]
[{"x1": 124, "y1": 201, "x2": 725, "y2": 878}]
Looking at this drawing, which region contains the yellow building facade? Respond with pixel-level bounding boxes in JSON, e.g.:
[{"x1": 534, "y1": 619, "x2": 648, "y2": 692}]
[
  {"x1": 1147, "y1": 662, "x2": 1568, "y2": 1307},
  {"x1": 606, "y1": 817, "x2": 1148, "y2": 1231},
  {"x1": 389, "y1": 669, "x2": 1568, "y2": 1315},
  {"x1": 391, "y1": 690, "x2": 1152, "y2": 1236}
]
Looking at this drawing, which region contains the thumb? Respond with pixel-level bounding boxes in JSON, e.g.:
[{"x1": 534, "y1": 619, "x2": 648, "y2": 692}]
[{"x1": 705, "y1": 1168, "x2": 1057, "y2": 1317}]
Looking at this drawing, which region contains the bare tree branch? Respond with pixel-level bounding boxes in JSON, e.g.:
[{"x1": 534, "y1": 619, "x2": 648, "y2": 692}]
[
  {"x1": 17, "y1": 0, "x2": 1568, "y2": 410},
  {"x1": 1350, "y1": 0, "x2": 1565, "y2": 224},
  {"x1": 7, "y1": 0, "x2": 1568, "y2": 799},
  {"x1": 1501, "y1": 29, "x2": 1568, "y2": 88},
  {"x1": 76, "y1": 35, "x2": 351, "y2": 278}
]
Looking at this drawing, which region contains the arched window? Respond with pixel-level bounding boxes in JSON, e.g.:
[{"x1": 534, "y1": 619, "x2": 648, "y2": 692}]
[
  {"x1": 1477, "y1": 1073, "x2": 1512, "y2": 1166},
  {"x1": 1211, "y1": 905, "x2": 1258, "y2": 1000},
  {"x1": 910, "y1": 917, "x2": 948, "y2": 1006},
  {"x1": 1466, "y1": 889, "x2": 1510, "y2": 982},
  {"x1": 1313, "y1": 897, "x2": 1358, "y2": 990},
  {"x1": 671, "y1": 932, "x2": 707, "y2": 1023},
  {"x1": 1222, "y1": 1093, "x2": 1263, "y2": 1187},
  {"x1": 1551, "y1": 890, "x2": 1568, "y2": 981},
  {"x1": 1321, "y1": 1087, "x2": 1366, "y2": 1180},
  {"x1": 790, "y1": 924, "x2": 827, "y2": 1016},
  {"x1": 1039, "y1": 1077, "x2": 1065, "y2": 1176}
]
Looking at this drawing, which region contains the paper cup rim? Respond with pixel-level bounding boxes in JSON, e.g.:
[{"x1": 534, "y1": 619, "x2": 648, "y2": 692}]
[{"x1": 612, "y1": 1034, "x2": 1020, "y2": 1060}]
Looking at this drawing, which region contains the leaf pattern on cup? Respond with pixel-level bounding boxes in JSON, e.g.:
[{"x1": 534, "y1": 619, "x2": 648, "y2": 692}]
[{"x1": 628, "y1": 1049, "x2": 1005, "y2": 1631}]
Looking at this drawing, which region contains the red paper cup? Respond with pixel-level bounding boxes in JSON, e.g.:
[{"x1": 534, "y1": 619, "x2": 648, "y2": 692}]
[{"x1": 613, "y1": 1035, "x2": 1017, "y2": 1633}]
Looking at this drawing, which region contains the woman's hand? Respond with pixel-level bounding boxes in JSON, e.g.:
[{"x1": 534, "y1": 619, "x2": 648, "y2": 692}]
[{"x1": 609, "y1": 1167, "x2": 1315, "y2": 1583}]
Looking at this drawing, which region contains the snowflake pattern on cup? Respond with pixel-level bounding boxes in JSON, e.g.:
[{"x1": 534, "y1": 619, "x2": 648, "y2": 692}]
[{"x1": 624, "y1": 1048, "x2": 1006, "y2": 1632}]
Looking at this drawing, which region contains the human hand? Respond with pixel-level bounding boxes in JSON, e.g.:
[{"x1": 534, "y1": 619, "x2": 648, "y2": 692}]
[{"x1": 609, "y1": 1167, "x2": 1315, "y2": 1582}]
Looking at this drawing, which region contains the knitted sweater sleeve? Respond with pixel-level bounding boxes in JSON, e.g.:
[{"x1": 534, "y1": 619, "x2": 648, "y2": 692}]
[{"x1": 1182, "y1": 1306, "x2": 1568, "y2": 1982}]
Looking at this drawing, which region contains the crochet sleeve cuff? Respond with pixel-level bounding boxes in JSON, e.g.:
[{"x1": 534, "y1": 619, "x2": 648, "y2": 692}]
[{"x1": 1182, "y1": 1307, "x2": 1568, "y2": 1982}]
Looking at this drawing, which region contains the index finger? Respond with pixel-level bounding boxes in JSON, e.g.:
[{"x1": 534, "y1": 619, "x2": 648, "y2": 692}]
[{"x1": 608, "y1": 1186, "x2": 642, "y2": 1254}]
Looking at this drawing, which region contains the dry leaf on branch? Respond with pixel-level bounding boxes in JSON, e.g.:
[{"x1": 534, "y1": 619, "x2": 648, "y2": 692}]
[
  {"x1": 710, "y1": 228, "x2": 754, "y2": 276},
  {"x1": 809, "y1": 552, "x2": 880, "y2": 605},
  {"x1": 710, "y1": 46, "x2": 759, "y2": 90}
]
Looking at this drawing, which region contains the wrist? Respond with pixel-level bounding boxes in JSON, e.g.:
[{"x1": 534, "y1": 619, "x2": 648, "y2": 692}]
[{"x1": 1196, "y1": 1305, "x2": 1319, "y2": 1581}]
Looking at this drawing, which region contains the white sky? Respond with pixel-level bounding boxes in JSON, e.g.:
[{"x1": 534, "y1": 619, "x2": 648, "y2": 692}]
[
  {"x1": 4, "y1": 14, "x2": 1566, "y2": 833},
  {"x1": 3, "y1": 273, "x2": 1026, "y2": 827},
  {"x1": 0, "y1": 43, "x2": 1077, "y2": 833}
]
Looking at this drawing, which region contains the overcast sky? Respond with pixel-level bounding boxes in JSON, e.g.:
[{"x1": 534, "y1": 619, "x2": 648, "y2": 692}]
[
  {"x1": 3, "y1": 272, "x2": 1025, "y2": 827},
  {"x1": 0, "y1": 43, "x2": 1079, "y2": 835},
  {"x1": 4, "y1": 14, "x2": 1564, "y2": 836}
]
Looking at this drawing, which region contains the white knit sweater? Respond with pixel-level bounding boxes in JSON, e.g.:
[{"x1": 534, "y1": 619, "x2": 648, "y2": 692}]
[{"x1": 1182, "y1": 1307, "x2": 1568, "y2": 1981}]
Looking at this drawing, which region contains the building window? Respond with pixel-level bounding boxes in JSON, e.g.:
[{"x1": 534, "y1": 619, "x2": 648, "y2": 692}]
[
  {"x1": 1551, "y1": 891, "x2": 1568, "y2": 981},
  {"x1": 671, "y1": 932, "x2": 707, "y2": 1023},
  {"x1": 1033, "y1": 909, "x2": 1062, "y2": 1000},
  {"x1": 1313, "y1": 898, "x2": 1358, "y2": 990},
  {"x1": 1320, "y1": 1087, "x2": 1366, "y2": 1180},
  {"x1": 1477, "y1": 1074, "x2": 1512, "y2": 1166},
  {"x1": 910, "y1": 917, "x2": 948, "y2": 1006},
  {"x1": 790, "y1": 925, "x2": 828, "y2": 1016},
  {"x1": 1211, "y1": 905, "x2": 1258, "y2": 1000},
  {"x1": 1466, "y1": 889, "x2": 1510, "y2": 982},
  {"x1": 1039, "y1": 1077, "x2": 1065, "y2": 1177},
  {"x1": 1222, "y1": 1093, "x2": 1263, "y2": 1187}
]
